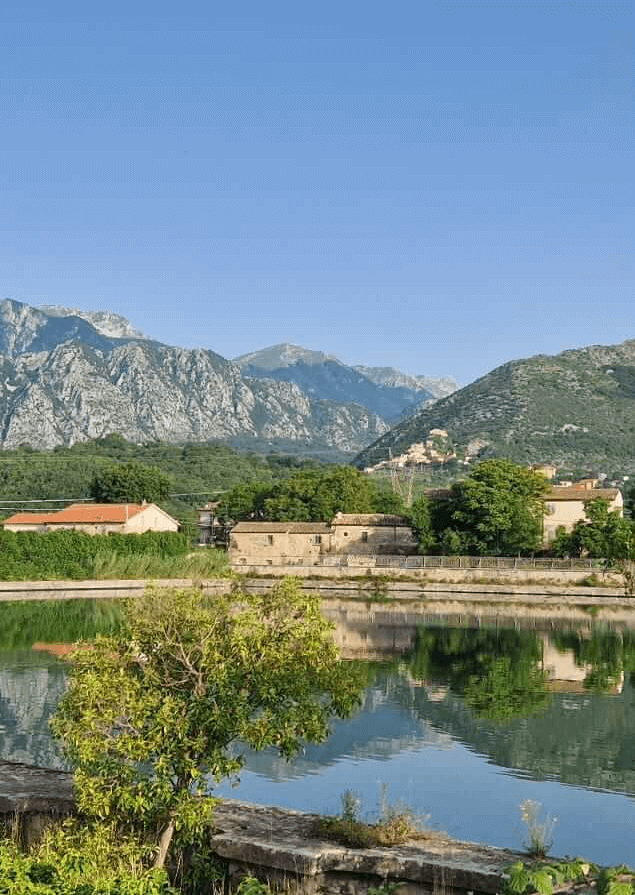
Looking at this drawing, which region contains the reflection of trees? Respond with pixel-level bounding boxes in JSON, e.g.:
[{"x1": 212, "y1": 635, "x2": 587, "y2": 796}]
[
  {"x1": 0, "y1": 599, "x2": 123, "y2": 649},
  {"x1": 404, "y1": 626, "x2": 551, "y2": 721}
]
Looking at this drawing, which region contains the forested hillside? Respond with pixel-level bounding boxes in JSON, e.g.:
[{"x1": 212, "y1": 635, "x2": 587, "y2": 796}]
[{"x1": 0, "y1": 435, "x2": 324, "y2": 524}]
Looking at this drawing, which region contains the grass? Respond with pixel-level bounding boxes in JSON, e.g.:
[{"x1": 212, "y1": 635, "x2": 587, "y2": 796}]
[
  {"x1": 518, "y1": 800, "x2": 557, "y2": 859},
  {"x1": 88, "y1": 548, "x2": 231, "y2": 580},
  {"x1": 318, "y1": 787, "x2": 446, "y2": 849}
]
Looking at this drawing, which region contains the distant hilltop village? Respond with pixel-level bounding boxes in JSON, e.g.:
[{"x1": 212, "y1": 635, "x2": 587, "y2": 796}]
[
  {"x1": 363, "y1": 429, "x2": 484, "y2": 472},
  {"x1": 363, "y1": 429, "x2": 630, "y2": 491}
]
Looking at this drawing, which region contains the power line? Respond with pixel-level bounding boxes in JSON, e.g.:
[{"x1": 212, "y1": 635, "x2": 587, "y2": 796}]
[
  {"x1": 0, "y1": 497, "x2": 95, "y2": 504},
  {"x1": 169, "y1": 491, "x2": 227, "y2": 497}
]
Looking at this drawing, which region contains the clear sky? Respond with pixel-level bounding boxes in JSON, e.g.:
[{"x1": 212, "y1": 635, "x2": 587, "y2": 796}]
[{"x1": 0, "y1": 1, "x2": 632, "y2": 385}]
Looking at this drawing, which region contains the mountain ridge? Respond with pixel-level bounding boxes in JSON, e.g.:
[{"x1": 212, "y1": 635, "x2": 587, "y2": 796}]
[
  {"x1": 0, "y1": 299, "x2": 450, "y2": 457},
  {"x1": 355, "y1": 338, "x2": 635, "y2": 475}
]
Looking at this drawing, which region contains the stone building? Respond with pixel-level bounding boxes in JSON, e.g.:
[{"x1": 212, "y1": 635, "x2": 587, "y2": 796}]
[
  {"x1": 2, "y1": 503, "x2": 179, "y2": 535},
  {"x1": 329, "y1": 513, "x2": 417, "y2": 555},
  {"x1": 229, "y1": 521, "x2": 331, "y2": 566},
  {"x1": 229, "y1": 513, "x2": 417, "y2": 567},
  {"x1": 543, "y1": 486, "x2": 623, "y2": 543}
]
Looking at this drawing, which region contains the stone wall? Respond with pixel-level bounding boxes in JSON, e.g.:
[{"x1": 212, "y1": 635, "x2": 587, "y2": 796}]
[
  {"x1": 0, "y1": 762, "x2": 524, "y2": 895},
  {"x1": 233, "y1": 561, "x2": 624, "y2": 588}
]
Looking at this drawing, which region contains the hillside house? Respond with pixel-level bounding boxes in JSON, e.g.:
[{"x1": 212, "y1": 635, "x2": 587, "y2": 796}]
[
  {"x1": 543, "y1": 486, "x2": 623, "y2": 543},
  {"x1": 229, "y1": 513, "x2": 417, "y2": 566},
  {"x1": 2, "y1": 503, "x2": 179, "y2": 535}
]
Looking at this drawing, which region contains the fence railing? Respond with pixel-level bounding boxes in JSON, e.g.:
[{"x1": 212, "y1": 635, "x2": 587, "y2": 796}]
[{"x1": 283, "y1": 554, "x2": 604, "y2": 571}]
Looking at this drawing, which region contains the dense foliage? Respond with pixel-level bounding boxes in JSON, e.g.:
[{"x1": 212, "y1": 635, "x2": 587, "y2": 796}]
[
  {"x1": 406, "y1": 625, "x2": 551, "y2": 720},
  {"x1": 0, "y1": 435, "x2": 323, "y2": 524},
  {"x1": 0, "y1": 831, "x2": 175, "y2": 895},
  {"x1": 90, "y1": 461, "x2": 172, "y2": 504},
  {"x1": 221, "y1": 464, "x2": 397, "y2": 521},
  {"x1": 552, "y1": 497, "x2": 635, "y2": 560},
  {"x1": 52, "y1": 580, "x2": 364, "y2": 868},
  {"x1": 399, "y1": 460, "x2": 550, "y2": 556},
  {"x1": 0, "y1": 530, "x2": 190, "y2": 580},
  {"x1": 442, "y1": 460, "x2": 550, "y2": 555}
]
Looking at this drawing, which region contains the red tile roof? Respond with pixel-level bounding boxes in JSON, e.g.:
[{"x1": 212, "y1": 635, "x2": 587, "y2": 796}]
[{"x1": 3, "y1": 503, "x2": 146, "y2": 525}]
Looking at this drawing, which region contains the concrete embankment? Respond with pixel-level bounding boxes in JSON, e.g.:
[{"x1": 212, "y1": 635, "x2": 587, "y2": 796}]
[
  {"x1": 0, "y1": 760, "x2": 526, "y2": 895},
  {"x1": 1, "y1": 576, "x2": 635, "y2": 628},
  {"x1": 0, "y1": 578, "x2": 231, "y2": 602}
]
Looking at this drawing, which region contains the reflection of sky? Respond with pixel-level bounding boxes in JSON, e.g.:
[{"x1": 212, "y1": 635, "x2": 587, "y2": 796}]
[
  {"x1": 3, "y1": 646, "x2": 635, "y2": 866},
  {"x1": 215, "y1": 740, "x2": 635, "y2": 866},
  {"x1": 214, "y1": 691, "x2": 635, "y2": 868}
]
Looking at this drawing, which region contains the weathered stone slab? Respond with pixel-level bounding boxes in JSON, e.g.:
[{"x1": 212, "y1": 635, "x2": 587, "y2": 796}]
[
  {"x1": 0, "y1": 761, "x2": 73, "y2": 815},
  {"x1": 210, "y1": 800, "x2": 525, "y2": 894},
  {"x1": 0, "y1": 763, "x2": 530, "y2": 894}
]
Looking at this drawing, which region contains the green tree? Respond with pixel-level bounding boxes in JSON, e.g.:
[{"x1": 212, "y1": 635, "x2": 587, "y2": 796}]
[
  {"x1": 446, "y1": 459, "x2": 549, "y2": 555},
  {"x1": 405, "y1": 496, "x2": 436, "y2": 554},
  {"x1": 557, "y1": 497, "x2": 635, "y2": 560},
  {"x1": 51, "y1": 580, "x2": 362, "y2": 869},
  {"x1": 222, "y1": 480, "x2": 270, "y2": 521},
  {"x1": 90, "y1": 461, "x2": 172, "y2": 504},
  {"x1": 263, "y1": 466, "x2": 376, "y2": 521}
]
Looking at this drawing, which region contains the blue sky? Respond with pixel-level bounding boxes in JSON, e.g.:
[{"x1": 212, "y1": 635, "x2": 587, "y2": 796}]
[{"x1": 0, "y1": 1, "x2": 632, "y2": 385}]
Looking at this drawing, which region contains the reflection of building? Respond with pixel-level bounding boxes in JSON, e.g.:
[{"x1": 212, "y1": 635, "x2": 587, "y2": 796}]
[
  {"x1": 541, "y1": 636, "x2": 623, "y2": 695},
  {"x1": 2, "y1": 503, "x2": 179, "y2": 535},
  {"x1": 230, "y1": 513, "x2": 417, "y2": 566},
  {"x1": 542, "y1": 486, "x2": 623, "y2": 543}
]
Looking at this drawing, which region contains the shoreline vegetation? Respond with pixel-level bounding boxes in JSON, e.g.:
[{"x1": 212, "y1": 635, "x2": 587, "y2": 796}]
[{"x1": 0, "y1": 530, "x2": 231, "y2": 581}]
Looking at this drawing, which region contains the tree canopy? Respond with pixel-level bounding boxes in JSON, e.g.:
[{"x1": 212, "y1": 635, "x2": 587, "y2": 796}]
[
  {"x1": 552, "y1": 496, "x2": 635, "y2": 561},
  {"x1": 222, "y1": 465, "x2": 379, "y2": 521},
  {"x1": 443, "y1": 459, "x2": 550, "y2": 555},
  {"x1": 51, "y1": 580, "x2": 363, "y2": 868},
  {"x1": 89, "y1": 461, "x2": 172, "y2": 504}
]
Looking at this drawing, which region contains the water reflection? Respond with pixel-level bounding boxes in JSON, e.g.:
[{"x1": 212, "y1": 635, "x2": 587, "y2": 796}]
[{"x1": 1, "y1": 598, "x2": 635, "y2": 864}]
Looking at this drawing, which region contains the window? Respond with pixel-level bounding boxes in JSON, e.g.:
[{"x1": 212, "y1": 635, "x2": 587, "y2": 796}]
[
  {"x1": 267, "y1": 535, "x2": 274, "y2": 545},
  {"x1": 361, "y1": 531, "x2": 368, "y2": 543},
  {"x1": 312, "y1": 534, "x2": 322, "y2": 545}
]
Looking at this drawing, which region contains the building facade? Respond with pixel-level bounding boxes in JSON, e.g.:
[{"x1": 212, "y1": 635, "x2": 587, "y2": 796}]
[
  {"x1": 229, "y1": 513, "x2": 417, "y2": 567},
  {"x1": 2, "y1": 503, "x2": 179, "y2": 535},
  {"x1": 543, "y1": 487, "x2": 623, "y2": 543}
]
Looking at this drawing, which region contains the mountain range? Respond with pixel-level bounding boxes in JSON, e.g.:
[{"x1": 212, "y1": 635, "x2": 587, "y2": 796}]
[
  {"x1": 233, "y1": 344, "x2": 458, "y2": 422},
  {"x1": 355, "y1": 340, "x2": 635, "y2": 476},
  {"x1": 0, "y1": 299, "x2": 455, "y2": 458}
]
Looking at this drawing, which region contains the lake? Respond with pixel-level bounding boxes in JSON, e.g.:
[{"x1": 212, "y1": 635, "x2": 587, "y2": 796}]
[{"x1": 1, "y1": 597, "x2": 634, "y2": 866}]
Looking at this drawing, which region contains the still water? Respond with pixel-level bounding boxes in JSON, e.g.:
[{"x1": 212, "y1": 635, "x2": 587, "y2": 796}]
[{"x1": 1, "y1": 598, "x2": 634, "y2": 866}]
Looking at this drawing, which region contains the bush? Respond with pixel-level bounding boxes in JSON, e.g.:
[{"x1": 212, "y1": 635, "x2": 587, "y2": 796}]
[
  {"x1": 0, "y1": 827, "x2": 176, "y2": 894},
  {"x1": 0, "y1": 530, "x2": 190, "y2": 580}
]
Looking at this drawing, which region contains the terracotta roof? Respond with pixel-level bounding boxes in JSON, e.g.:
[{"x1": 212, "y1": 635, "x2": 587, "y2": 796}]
[
  {"x1": 3, "y1": 503, "x2": 147, "y2": 525},
  {"x1": 231, "y1": 522, "x2": 330, "y2": 534},
  {"x1": 546, "y1": 488, "x2": 621, "y2": 502},
  {"x1": 332, "y1": 513, "x2": 410, "y2": 526}
]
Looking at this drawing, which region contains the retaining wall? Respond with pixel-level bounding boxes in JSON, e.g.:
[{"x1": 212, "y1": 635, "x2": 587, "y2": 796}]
[
  {"x1": 0, "y1": 762, "x2": 525, "y2": 895},
  {"x1": 234, "y1": 562, "x2": 624, "y2": 587}
]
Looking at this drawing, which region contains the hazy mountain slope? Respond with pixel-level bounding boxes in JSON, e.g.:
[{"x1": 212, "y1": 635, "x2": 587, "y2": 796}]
[
  {"x1": 353, "y1": 365, "x2": 459, "y2": 400},
  {"x1": 234, "y1": 342, "x2": 457, "y2": 421},
  {"x1": 355, "y1": 340, "x2": 635, "y2": 474},
  {"x1": 0, "y1": 300, "x2": 388, "y2": 455},
  {"x1": 234, "y1": 343, "x2": 336, "y2": 371}
]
